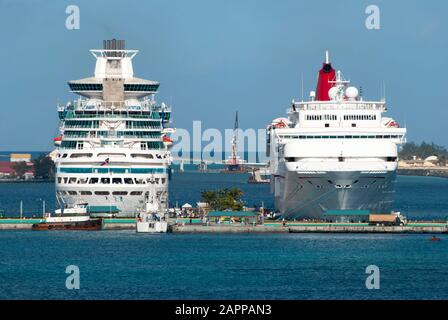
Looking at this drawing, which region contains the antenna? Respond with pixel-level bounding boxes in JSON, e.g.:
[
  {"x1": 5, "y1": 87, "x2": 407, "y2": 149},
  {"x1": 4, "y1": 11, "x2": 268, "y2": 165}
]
[
  {"x1": 325, "y1": 49, "x2": 329, "y2": 64},
  {"x1": 301, "y1": 73, "x2": 304, "y2": 101}
]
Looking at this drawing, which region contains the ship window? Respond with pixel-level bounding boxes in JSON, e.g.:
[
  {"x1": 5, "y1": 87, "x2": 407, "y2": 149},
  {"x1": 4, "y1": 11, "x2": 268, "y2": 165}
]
[
  {"x1": 63, "y1": 177, "x2": 69, "y2": 183},
  {"x1": 161, "y1": 178, "x2": 166, "y2": 184},
  {"x1": 80, "y1": 191, "x2": 92, "y2": 195},
  {"x1": 67, "y1": 191, "x2": 77, "y2": 195},
  {"x1": 124, "y1": 178, "x2": 134, "y2": 184},
  {"x1": 112, "y1": 191, "x2": 128, "y2": 195},
  {"x1": 131, "y1": 153, "x2": 154, "y2": 159},
  {"x1": 130, "y1": 191, "x2": 143, "y2": 196},
  {"x1": 325, "y1": 123, "x2": 329, "y2": 127},
  {"x1": 57, "y1": 177, "x2": 62, "y2": 183},
  {"x1": 134, "y1": 178, "x2": 145, "y2": 184},
  {"x1": 112, "y1": 178, "x2": 122, "y2": 184},
  {"x1": 351, "y1": 123, "x2": 356, "y2": 127},
  {"x1": 69, "y1": 177, "x2": 77, "y2": 184},
  {"x1": 101, "y1": 178, "x2": 110, "y2": 184},
  {"x1": 95, "y1": 191, "x2": 110, "y2": 195},
  {"x1": 89, "y1": 178, "x2": 99, "y2": 184},
  {"x1": 62, "y1": 154, "x2": 68, "y2": 158},
  {"x1": 77, "y1": 142, "x2": 84, "y2": 150},
  {"x1": 285, "y1": 157, "x2": 295, "y2": 162},
  {"x1": 70, "y1": 153, "x2": 93, "y2": 158},
  {"x1": 58, "y1": 191, "x2": 67, "y2": 195},
  {"x1": 77, "y1": 178, "x2": 88, "y2": 184}
]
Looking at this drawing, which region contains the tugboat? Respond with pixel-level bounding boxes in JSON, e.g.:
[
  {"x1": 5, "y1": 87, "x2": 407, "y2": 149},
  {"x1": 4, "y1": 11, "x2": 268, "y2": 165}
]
[
  {"x1": 32, "y1": 205, "x2": 103, "y2": 231},
  {"x1": 136, "y1": 201, "x2": 168, "y2": 233}
]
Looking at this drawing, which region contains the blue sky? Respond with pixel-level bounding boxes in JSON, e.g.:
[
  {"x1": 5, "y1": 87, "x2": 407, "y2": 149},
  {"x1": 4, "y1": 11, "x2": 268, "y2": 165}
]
[{"x1": 0, "y1": 0, "x2": 446, "y2": 151}]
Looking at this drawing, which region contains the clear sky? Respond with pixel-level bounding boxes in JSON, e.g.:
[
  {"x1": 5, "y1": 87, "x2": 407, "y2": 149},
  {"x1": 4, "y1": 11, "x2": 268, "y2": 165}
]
[{"x1": 0, "y1": 0, "x2": 446, "y2": 151}]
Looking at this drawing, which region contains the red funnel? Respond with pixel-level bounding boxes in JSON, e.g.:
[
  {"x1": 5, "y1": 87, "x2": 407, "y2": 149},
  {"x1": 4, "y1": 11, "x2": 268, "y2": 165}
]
[{"x1": 315, "y1": 51, "x2": 335, "y2": 101}]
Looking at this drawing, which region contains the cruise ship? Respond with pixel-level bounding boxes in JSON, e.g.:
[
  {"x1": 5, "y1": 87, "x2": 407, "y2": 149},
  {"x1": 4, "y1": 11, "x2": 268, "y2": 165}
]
[
  {"x1": 53, "y1": 39, "x2": 173, "y2": 217},
  {"x1": 267, "y1": 51, "x2": 406, "y2": 219}
]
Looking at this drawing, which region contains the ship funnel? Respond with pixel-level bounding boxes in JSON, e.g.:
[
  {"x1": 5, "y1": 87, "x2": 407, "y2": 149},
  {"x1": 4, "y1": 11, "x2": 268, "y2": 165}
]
[{"x1": 315, "y1": 49, "x2": 336, "y2": 101}]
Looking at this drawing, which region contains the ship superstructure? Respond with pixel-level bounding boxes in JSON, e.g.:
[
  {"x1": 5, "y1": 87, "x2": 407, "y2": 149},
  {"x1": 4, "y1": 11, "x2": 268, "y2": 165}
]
[
  {"x1": 268, "y1": 51, "x2": 406, "y2": 219},
  {"x1": 53, "y1": 39, "x2": 173, "y2": 217}
]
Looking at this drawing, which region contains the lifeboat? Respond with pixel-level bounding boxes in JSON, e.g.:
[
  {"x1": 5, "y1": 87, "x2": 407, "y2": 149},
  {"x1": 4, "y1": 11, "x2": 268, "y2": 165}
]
[
  {"x1": 269, "y1": 117, "x2": 290, "y2": 129},
  {"x1": 382, "y1": 118, "x2": 400, "y2": 128}
]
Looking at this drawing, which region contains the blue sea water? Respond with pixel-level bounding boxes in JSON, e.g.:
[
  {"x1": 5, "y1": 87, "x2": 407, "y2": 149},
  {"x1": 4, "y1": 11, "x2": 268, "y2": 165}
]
[
  {"x1": 0, "y1": 231, "x2": 447, "y2": 300},
  {"x1": 1, "y1": 173, "x2": 448, "y2": 220},
  {"x1": 0, "y1": 173, "x2": 448, "y2": 299}
]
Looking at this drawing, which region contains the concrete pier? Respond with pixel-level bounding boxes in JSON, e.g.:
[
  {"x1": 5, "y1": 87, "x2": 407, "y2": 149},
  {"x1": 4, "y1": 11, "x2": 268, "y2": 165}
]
[{"x1": 0, "y1": 219, "x2": 446, "y2": 233}]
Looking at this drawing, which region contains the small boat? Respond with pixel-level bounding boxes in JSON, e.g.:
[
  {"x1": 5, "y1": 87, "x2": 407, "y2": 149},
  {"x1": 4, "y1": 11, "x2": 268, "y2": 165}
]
[
  {"x1": 32, "y1": 218, "x2": 102, "y2": 231},
  {"x1": 136, "y1": 202, "x2": 168, "y2": 233},
  {"x1": 429, "y1": 236, "x2": 441, "y2": 242},
  {"x1": 248, "y1": 168, "x2": 270, "y2": 184}
]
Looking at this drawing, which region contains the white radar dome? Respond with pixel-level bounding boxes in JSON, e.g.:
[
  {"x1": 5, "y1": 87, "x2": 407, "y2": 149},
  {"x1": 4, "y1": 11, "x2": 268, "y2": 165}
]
[
  {"x1": 328, "y1": 87, "x2": 338, "y2": 100},
  {"x1": 345, "y1": 86, "x2": 359, "y2": 99}
]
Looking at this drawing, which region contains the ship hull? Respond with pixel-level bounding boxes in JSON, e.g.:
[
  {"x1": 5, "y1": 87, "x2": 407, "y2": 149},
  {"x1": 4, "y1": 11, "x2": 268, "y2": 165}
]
[{"x1": 275, "y1": 170, "x2": 396, "y2": 219}]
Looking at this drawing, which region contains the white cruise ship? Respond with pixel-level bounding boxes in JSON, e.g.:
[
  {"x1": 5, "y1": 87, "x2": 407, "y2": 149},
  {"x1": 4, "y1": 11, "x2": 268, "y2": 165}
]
[
  {"x1": 53, "y1": 40, "x2": 173, "y2": 217},
  {"x1": 267, "y1": 51, "x2": 406, "y2": 219}
]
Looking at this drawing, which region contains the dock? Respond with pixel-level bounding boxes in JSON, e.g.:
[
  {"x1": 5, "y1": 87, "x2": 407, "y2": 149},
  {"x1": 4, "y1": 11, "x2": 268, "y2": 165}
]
[
  {"x1": 0, "y1": 219, "x2": 446, "y2": 234},
  {"x1": 172, "y1": 222, "x2": 448, "y2": 234}
]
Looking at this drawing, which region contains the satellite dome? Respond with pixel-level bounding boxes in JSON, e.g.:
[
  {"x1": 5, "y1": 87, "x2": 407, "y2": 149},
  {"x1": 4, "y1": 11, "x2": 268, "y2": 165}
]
[
  {"x1": 345, "y1": 86, "x2": 359, "y2": 99},
  {"x1": 328, "y1": 87, "x2": 338, "y2": 100}
]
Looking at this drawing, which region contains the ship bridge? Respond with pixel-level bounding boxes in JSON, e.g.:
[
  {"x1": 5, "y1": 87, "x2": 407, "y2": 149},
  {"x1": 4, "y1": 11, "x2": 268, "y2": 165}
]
[{"x1": 67, "y1": 39, "x2": 159, "y2": 100}]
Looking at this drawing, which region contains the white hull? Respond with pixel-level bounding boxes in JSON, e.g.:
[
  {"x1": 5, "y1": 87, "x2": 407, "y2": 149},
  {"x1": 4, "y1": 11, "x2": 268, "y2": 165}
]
[
  {"x1": 136, "y1": 220, "x2": 168, "y2": 233},
  {"x1": 275, "y1": 170, "x2": 396, "y2": 219}
]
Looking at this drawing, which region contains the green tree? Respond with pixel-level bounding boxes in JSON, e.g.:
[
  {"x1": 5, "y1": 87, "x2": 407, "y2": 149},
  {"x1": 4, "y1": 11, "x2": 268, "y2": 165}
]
[
  {"x1": 201, "y1": 188, "x2": 244, "y2": 211},
  {"x1": 32, "y1": 155, "x2": 55, "y2": 179},
  {"x1": 12, "y1": 161, "x2": 31, "y2": 178},
  {"x1": 399, "y1": 141, "x2": 448, "y2": 160}
]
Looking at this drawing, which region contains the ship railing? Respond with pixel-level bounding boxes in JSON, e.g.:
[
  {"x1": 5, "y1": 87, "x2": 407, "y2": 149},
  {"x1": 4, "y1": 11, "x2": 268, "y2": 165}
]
[
  {"x1": 69, "y1": 100, "x2": 171, "y2": 114},
  {"x1": 292, "y1": 102, "x2": 386, "y2": 111}
]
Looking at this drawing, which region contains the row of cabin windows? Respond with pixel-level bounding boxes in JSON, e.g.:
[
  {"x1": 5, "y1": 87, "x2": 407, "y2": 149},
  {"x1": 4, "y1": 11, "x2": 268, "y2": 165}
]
[
  {"x1": 343, "y1": 114, "x2": 377, "y2": 120},
  {"x1": 57, "y1": 190, "x2": 145, "y2": 196},
  {"x1": 65, "y1": 120, "x2": 100, "y2": 128},
  {"x1": 285, "y1": 156, "x2": 398, "y2": 162},
  {"x1": 305, "y1": 114, "x2": 377, "y2": 121},
  {"x1": 280, "y1": 134, "x2": 403, "y2": 140},
  {"x1": 306, "y1": 114, "x2": 337, "y2": 121},
  {"x1": 61, "y1": 141, "x2": 164, "y2": 149},
  {"x1": 57, "y1": 177, "x2": 167, "y2": 185},
  {"x1": 65, "y1": 112, "x2": 166, "y2": 120},
  {"x1": 59, "y1": 153, "x2": 165, "y2": 159},
  {"x1": 64, "y1": 130, "x2": 161, "y2": 139},
  {"x1": 125, "y1": 121, "x2": 161, "y2": 129}
]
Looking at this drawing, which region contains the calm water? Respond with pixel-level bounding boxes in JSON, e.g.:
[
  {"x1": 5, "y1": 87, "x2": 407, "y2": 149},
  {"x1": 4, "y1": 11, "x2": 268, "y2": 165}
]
[
  {"x1": 0, "y1": 232, "x2": 447, "y2": 300},
  {"x1": 0, "y1": 173, "x2": 448, "y2": 299},
  {"x1": 1, "y1": 173, "x2": 448, "y2": 220}
]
